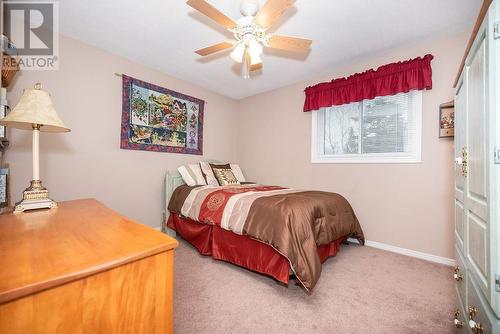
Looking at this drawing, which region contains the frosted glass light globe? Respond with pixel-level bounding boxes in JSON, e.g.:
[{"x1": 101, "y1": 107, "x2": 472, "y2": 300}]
[
  {"x1": 240, "y1": 0, "x2": 259, "y2": 17},
  {"x1": 250, "y1": 54, "x2": 262, "y2": 66},
  {"x1": 248, "y1": 38, "x2": 263, "y2": 58},
  {"x1": 230, "y1": 43, "x2": 246, "y2": 63}
]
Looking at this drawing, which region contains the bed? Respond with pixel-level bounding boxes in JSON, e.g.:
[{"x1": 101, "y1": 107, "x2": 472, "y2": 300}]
[{"x1": 162, "y1": 171, "x2": 364, "y2": 291}]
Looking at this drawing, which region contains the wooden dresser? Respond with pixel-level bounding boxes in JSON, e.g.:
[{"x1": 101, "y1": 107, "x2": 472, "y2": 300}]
[{"x1": 0, "y1": 199, "x2": 178, "y2": 333}]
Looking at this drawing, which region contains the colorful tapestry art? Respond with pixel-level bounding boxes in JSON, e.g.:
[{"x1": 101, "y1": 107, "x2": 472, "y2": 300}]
[{"x1": 121, "y1": 75, "x2": 204, "y2": 155}]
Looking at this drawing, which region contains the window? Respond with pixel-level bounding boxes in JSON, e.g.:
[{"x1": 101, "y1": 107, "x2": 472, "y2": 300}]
[{"x1": 312, "y1": 91, "x2": 422, "y2": 163}]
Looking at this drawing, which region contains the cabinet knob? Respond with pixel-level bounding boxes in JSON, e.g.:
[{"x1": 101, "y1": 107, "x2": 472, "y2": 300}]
[
  {"x1": 453, "y1": 266, "x2": 463, "y2": 281},
  {"x1": 468, "y1": 306, "x2": 484, "y2": 334},
  {"x1": 453, "y1": 310, "x2": 464, "y2": 328}
]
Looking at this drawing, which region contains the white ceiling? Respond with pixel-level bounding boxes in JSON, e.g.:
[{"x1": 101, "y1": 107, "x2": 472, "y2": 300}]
[{"x1": 59, "y1": 0, "x2": 481, "y2": 100}]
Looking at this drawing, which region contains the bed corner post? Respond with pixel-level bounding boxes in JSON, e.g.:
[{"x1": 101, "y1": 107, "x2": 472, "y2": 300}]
[{"x1": 163, "y1": 171, "x2": 179, "y2": 238}]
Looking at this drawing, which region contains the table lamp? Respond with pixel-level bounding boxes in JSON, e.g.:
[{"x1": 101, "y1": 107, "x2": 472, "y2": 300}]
[{"x1": 0, "y1": 83, "x2": 70, "y2": 213}]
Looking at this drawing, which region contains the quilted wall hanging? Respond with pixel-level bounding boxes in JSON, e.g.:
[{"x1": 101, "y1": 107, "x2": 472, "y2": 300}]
[{"x1": 121, "y1": 75, "x2": 204, "y2": 155}]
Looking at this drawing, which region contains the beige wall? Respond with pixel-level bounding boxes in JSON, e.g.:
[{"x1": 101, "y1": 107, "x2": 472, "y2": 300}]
[
  {"x1": 6, "y1": 31, "x2": 466, "y2": 259},
  {"x1": 236, "y1": 32, "x2": 467, "y2": 259},
  {"x1": 6, "y1": 35, "x2": 238, "y2": 228}
]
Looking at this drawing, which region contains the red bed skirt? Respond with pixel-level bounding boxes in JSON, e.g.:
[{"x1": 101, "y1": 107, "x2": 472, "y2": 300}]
[{"x1": 166, "y1": 213, "x2": 346, "y2": 286}]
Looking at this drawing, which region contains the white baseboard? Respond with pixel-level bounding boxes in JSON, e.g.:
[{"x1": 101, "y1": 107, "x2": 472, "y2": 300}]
[
  {"x1": 348, "y1": 238, "x2": 456, "y2": 267},
  {"x1": 151, "y1": 226, "x2": 455, "y2": 266}
]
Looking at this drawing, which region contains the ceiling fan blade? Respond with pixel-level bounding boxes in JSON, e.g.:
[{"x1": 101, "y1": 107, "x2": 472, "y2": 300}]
[
  {"x1": 255, "y1": 0, "x2": 295, "y2": 29},
  {"x1": 195, "y1": 42, "x2": 234, "y2": 56},
  {"x1": 267, "y1": 35, "x2": 311, "y2": 52},
  {"x1": 250, "y1": 63, "x2": 263, "y2": 72},
  {"x1": 186, "y1": 0, "x2": 237, "y2": 29}
]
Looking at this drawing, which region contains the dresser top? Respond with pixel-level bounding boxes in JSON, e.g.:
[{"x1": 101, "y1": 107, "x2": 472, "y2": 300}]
[{"x1": 0, "y1": 199, "x2": 178, "y2": 304}]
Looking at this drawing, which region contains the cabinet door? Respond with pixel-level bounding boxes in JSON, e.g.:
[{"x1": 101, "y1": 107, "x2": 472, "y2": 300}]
[
  {"x1": 491, "y1": 0, "x2": 500, "y2": 318},
  {"x1": 465, "y1": 35, "x2": 490, "y2": 301}
]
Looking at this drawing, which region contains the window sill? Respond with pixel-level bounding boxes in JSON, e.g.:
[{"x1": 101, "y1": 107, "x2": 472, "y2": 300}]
[{"x1": 311, "y1": 157, "x2": 422, "y2": 164}]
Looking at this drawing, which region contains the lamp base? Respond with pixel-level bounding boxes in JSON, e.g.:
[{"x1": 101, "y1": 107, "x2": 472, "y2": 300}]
[{"x1": 13, "y1": 180, "x2": 58, "y2": 213}]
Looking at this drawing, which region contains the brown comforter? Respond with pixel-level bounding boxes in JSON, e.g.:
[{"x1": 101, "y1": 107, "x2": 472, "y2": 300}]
[{"x1": 169, "y1": 184, "x2": 364, "y2": 291}]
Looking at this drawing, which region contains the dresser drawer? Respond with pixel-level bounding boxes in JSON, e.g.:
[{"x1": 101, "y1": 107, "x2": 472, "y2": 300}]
[{"x1": 466, "y1": 275, "x2": 493, "y2": 334}]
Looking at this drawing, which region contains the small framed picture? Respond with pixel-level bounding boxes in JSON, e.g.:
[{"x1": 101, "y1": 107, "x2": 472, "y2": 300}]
[
  {"x1": 0, "y1": 105, "x2": 6, "y2": 139},
  {"x1": 439, "y1": 101, "x2": 454, "y2": 138}
]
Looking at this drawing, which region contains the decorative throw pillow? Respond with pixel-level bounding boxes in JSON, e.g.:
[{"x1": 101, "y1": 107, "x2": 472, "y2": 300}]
[
  {"x1": 210, "y1": 163, "x2": 240, "y2": 186},
  {"x1": 199, "y1": 161, "x2": 219, "y2": 186},
  {"x1": 230, "y1": 164, "x2": 246, "y2": 183},
  {"x1": 188, "y1": 164, "x2": 207, "y2": 185},
  {"x1": 177, "y1": 165, "x2": 196, "y2": 186}
]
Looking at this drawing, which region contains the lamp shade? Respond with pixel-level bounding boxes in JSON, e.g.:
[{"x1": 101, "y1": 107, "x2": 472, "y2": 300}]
[{"x1": 0, "y1": 83, "x2": 70, "y2": 132}]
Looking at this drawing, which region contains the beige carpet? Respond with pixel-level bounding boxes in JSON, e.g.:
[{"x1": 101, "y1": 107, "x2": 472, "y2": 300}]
[{"x1": 173, "y1": 239, "x2": 456, "y2": 333}]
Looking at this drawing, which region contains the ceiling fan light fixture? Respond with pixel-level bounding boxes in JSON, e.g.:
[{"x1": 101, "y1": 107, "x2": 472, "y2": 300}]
[
  {"x1": 248, "y1": 38, "x2": 263, "y2": 57},
  {"x1": 242, "y1": 52, "x2": 251, "y2": 80},
  {"x1": 230, "y1": 43, "x2": 246, "y2": 63},
  {"x1": 250, "y1": 54, "x2": 262, "y2": 66},
  {"x1": 189, "y1": 0, "x2": 312, "y2": 79},
  {"x1": 240, "y1": 0, "x2": 260, "y2": 17}
]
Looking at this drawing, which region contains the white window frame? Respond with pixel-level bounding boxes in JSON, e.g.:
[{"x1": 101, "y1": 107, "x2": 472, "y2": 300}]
[{"x1": 311, "y1": 91, "x2": 423, "y2": 164}]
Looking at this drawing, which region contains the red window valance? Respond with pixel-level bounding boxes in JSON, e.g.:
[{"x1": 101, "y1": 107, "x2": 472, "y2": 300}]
[{"x1": 303, "y1": 54, "x2": 434, "y2": 112}]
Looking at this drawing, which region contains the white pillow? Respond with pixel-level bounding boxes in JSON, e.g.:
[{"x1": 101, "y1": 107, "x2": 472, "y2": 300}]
[
  {"x1": 188, "y1": 164, "x2": 207, "y2": 185},
  {"x1": 178, "y1": 165, "x2": 196, "y2": 186},
  {"x1": 230, "y1": 164, "x2": 246, "y2": 182},
  {"x1": 199, "y1": 161, "x2": 219, "y2": 186}
]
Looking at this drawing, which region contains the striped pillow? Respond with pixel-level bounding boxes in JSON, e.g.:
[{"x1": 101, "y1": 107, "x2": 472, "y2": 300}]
[
  {"x1": 178, "y1": 164, "x2": 207, "y2": 186},
  {"x1": 200, "y1": 161, "x2": 219, "y2": 186},
  {"x1": 177, "y1": 165, "x2": 196, "y2": 186},
  {"x1": 188, "y1": 164, "x2": 206, "y2": 185}
]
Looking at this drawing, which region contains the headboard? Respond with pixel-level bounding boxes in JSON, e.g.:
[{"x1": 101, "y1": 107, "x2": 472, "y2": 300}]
[{"x1": 162, "y1": 171, "x2": 185, "y2": 234}]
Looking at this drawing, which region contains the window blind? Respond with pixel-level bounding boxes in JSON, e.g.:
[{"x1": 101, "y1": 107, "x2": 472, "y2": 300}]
[{"x1": 313, "y1": 91, "x2": 421, "y2": 163}]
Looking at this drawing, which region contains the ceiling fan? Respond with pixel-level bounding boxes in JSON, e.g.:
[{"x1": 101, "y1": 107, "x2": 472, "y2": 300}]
[{"x1": 187, "y1": 0, "x2": 312, "y2": 79}]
